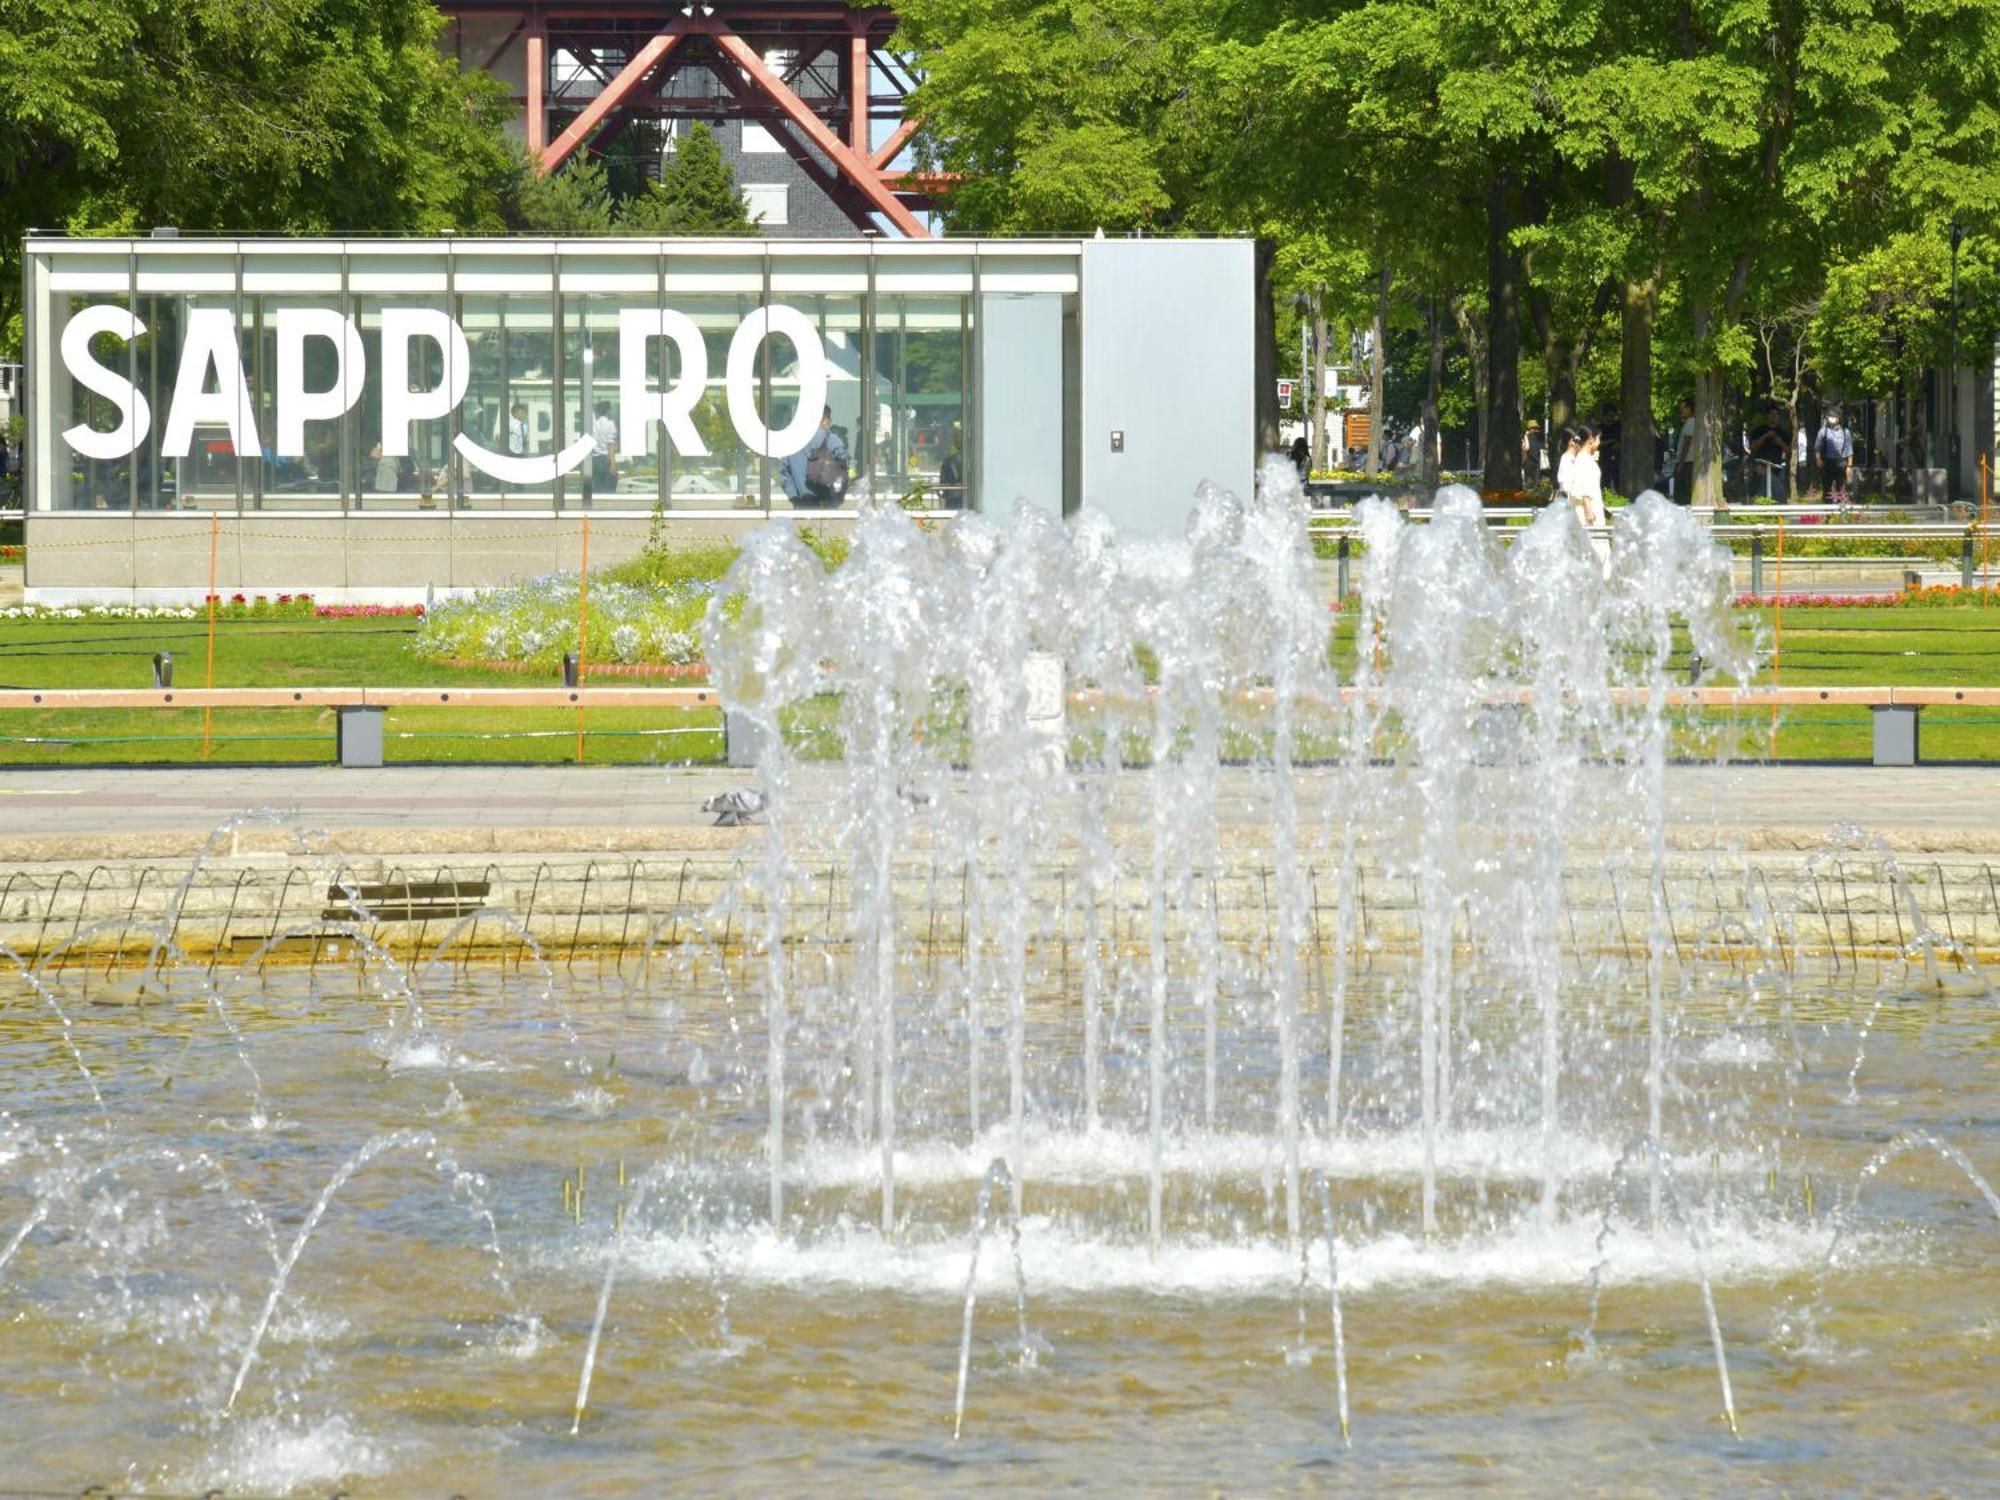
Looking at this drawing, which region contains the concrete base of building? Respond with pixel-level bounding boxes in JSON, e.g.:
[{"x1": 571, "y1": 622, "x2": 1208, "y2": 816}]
[{"x1": 20, "y1": 510, "x2": 865, "y2": 606}]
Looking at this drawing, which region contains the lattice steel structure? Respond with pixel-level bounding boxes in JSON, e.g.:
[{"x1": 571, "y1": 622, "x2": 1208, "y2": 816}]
[{"x1": 436, "y1": 2, "x2": 931, "y2": 236}]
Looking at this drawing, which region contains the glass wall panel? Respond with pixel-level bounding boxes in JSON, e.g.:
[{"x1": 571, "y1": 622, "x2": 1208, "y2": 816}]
[
  {"x1": 461, "y1": 295, "x2": 558, "y2": 509},
  {"x1": 770, "y1": 253, "x2": 866, "y2": 513},
  {"x1": 871, "y1": 294, "x2": 971, "y2": 510},
  {"x1": 54, "y1": 293, "x2": 135, "y2": 511},
  {"x1": 355, "y1": 296, "x2": 460, "y2": 509},
  {"x1": 135, "y1": 291, "x2": 251, "y2": 514},
  {"x1": 663, "y1": 255, "x2": 763, "y2": 510},
  {"x1": 559, "y1": 295, "x2": 632, "y2": 508},
  {"x1": 247, "y1": 295, "x2": 346, "y2": 511}
]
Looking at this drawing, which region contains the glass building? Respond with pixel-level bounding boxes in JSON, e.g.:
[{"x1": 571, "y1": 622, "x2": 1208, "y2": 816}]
[{"x1": 20, "y1": 235, "x2": 1252, "y2": 601}]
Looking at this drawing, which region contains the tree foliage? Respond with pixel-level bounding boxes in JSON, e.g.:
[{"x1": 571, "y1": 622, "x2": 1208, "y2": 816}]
[
  {"x1": 620, "y1": 123, "x2": 755, "y2": 235},
  {"x1": 0, "y1": 0, "x2": 513, "y2": 344},
  {"x1": 904, "y1": 0, "x2": 2000, "y2": 496}
]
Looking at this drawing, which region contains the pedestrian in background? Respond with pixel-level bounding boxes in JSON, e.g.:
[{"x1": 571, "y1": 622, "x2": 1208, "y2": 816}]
[
  {"x1": 1672, "y1": 398, "x2": 1695, "y2": 503},
  {"x1": 1747, "y1": 403, "x2": 1791, "y2": 500},
  {"x1": 1814, "y1": 408, "x2": 1854, "y2": 502},
  {"x1": 590, "y1": 402, "x2": 618, "y2": 495}
]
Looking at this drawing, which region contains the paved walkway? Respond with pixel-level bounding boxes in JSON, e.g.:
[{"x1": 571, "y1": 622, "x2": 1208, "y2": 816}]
[{"x1": 0, "y1": 762, "x2": 1995, "y2": 858}]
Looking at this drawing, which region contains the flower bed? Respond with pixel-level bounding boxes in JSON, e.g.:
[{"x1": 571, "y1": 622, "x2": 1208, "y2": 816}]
[
  {"x1": 0, "y1": 544, "x2": 22, "y2": 563},
  {"x1": 0, "y1": 594, "x2": 426, "y2": 621},
  {"x1": 434, "y1": 656, "x2": 708, "y2": 680},
  {"x1": 413, "y1": 573, "x2": 711, "y2": 671},
  {"x1": 1736, "y1": 584, "x2": 2000, "y2": 608}
]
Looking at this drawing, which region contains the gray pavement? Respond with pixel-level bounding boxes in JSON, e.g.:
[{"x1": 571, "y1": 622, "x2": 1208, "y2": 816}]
[{"x1": 1, "y1": 762, "x2": 1997, "y2": 857}]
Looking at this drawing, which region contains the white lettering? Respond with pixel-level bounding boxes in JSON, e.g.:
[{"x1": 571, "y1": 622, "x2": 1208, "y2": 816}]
[
  {"x1": 56, "y1": 300, "x2": 842, "y2": 475},
  {"x1": 59, "y1": 305, "x2": 150, "y2": 461},
  {"x1": 162, "y1": 307, "x2": 259, "y2": 459},
  {"x1": 725, "y1": 305, "x2": 829, "y2": 459},
  {"x1": 380, "y1": 307, "x2": 470, "y2": 458},
  {"x1": 618, "y1": 308, "x2": 710, "y2": 456},
  {"x1": 274, "y1": 309, "x2": 364, "y2": 457}
]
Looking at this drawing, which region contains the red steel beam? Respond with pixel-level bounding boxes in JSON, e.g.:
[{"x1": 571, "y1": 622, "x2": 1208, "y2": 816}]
[
  {"x1": 882, "y1": 170, "x2": 957, "y2": 193},
  {"x1": 848, "y1": 28, "x2": 869, "y2": 155},
  {"x1": 703, "y1": 21, "x2": 927, "y2": 236},
  {"x1": 539, "y1": 27, "x2": 686, "y2": 171},
  {"x1": 707, "y1": 52, "x2": 883, "y2": 228},
  {"x1": 525, "y1": 11, "x2": 547, "y2": 155},
  {"x1": 870, "y1": 116, "x2": 917, "y2": 171}
]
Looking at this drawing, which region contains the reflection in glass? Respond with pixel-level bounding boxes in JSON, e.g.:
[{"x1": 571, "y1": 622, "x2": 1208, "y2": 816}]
[
  {"x1": 461, "y1": 296, "x2": 556, "y2": 508},
  {"x1": 56, "y1": 294, "x2": 134, "y2": 511},
  {"x1": 249, "y1": 297, "x2": 345, "y2": 511},
  {"x1": 873, "y1": 295, "x2": 970, "y2": 510}
]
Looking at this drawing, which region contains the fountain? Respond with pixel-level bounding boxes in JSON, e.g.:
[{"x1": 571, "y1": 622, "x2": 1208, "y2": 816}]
[{"x1": 0, "y1": 465, "x2": 1994, "y2": 1492}]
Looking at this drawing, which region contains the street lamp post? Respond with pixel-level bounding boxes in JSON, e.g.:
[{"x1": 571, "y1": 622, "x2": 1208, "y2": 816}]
[{"x1": 1949, "y1": 219, "x2": 1964, "y2": 504}]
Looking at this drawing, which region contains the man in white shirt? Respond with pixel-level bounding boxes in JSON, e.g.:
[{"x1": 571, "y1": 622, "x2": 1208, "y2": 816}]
[
  {"x1": 590, "y1": 402, "x2": 618, "y2": 495},
  {"x1": 508, "y1": 402, "x2": 530, "y2": 456}
]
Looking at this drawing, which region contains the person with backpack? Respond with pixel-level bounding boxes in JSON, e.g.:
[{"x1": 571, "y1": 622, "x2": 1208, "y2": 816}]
[
  {"x1": 1814, "y1": 408, "x2": 1854, "y2": 503},
  {"x1": 780, "y1": 405, "x2": 849, "y2": 509}
]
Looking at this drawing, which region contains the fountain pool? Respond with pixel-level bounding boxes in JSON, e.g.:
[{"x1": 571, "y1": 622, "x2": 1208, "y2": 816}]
[{"x1": 1, "y1": 473, "x2": 1995, "y2": 1494}]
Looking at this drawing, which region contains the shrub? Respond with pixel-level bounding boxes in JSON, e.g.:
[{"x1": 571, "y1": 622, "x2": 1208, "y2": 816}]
[{"x1": 413, "y1": 573, "x2": 713, "y2": 670}]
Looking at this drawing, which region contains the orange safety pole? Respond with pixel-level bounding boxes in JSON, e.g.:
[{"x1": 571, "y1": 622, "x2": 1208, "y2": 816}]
[
  {"x1": 1980, "y1": 453, "x2": 1991, "y2": 599},
  {"x1": 203, "y1": 512, "x2": 218, "y2": 760},
  {"x1": 575, "y1": 514, "x2": 590, "y2": 764},
  {"x1": 1768, "y1": 521, "x2": 1785, "y2": 756}
]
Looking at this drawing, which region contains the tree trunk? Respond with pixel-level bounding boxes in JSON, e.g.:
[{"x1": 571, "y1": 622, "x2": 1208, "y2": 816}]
[
  {"x1": 1484, "y1": 173, "x2": 1524, "y2": 491},
  {"x1": 1452, "y1": 295, "x2": 1487, "y2": 473},
  {"x1": 1365, "y1": 266, "x2": 1389, "y2": 475},
  {"x1": 1254, "y1": 237, "x2": 1281, "y2": 457},
  {"x1": 1312, "y1": 290, "x2": 1332, "y2": 471},
  {"x1": 1619, "y1": 279, "x2": 1657, "y2": 498},
  {"x1": 1421, "y1": 294, "x2": 1443, "y2": 488},
  {"x1": 1689, "y1": 300, "x2": 1726, "y2": 507}
]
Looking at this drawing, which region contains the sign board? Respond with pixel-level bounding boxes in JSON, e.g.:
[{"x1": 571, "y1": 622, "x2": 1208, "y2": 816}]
[
  {"x1": 1344, "y1": 411, "x2": 1372, "y2": 449},
  {"x1": 1277, "y1": 379, "x2": 1295, "y2": 406}
]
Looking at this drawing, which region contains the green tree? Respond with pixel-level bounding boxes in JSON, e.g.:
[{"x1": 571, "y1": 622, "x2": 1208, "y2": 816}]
[
  {"x1": 620, "y1": 122, "x2": 755, "y2": 235},
  {"x1": 1560, "y1": 0, "x2": 2000, "y2": 504},
  {"x1": 504, "y1": 148, "x2": 617, "y2": 234},
  {"x1": 0, "y1": 0, "x2": 514, "y2": 351},
  {"x1": 895, "y1": 1, "x2": 1201, "y2": 234}
]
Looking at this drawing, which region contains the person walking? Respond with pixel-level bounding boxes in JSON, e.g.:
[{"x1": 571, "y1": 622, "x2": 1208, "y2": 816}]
[
  {"x1": 1672, "y1": 398, "x2": 1696, "y2": 503},
  {"x1": 1814, "y1": 408, "x2": 1854, "y2": 503},
  {"x1": 1561, "y1": 423, "x2": 1610, "y2": 572},
  {"x1": 508, "y1": 402, "x2": 530, "y2": 456},
  {"x1": 590, "y1": 402, "x2": 618, "y2": 496}
]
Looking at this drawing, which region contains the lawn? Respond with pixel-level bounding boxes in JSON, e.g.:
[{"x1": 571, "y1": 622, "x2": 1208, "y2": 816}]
[
  {"x1": 0, "y1": 614, "x2": 722, "y2": 765},
  {"x1": 4, "y1": 601, "x2": 2000, "y2": 765}
]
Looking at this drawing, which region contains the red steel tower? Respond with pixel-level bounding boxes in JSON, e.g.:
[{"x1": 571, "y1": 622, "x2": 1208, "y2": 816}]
[{"x1": 435, "y1": 2, "x2": 931, "y2": 236}]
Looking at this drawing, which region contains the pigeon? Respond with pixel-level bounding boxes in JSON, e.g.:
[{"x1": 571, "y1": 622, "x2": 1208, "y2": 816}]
[{"x1": 702, "y1": 787, "x2": 768, "y2": 826}]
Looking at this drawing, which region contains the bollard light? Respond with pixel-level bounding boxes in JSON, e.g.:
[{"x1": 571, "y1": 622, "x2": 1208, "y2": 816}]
[
  {"x1": 152, "y1": 651, "x2": 173, "y2": 688},
  {"x1": 562, "y1": 651, "x2": 580, "y2": 688}
]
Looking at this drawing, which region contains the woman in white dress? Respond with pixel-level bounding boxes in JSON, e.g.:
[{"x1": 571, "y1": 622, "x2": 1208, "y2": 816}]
[
  {"x1": 1554, "y1": 425, "x2": 1583, "y2": 504},
  {"x1": 1562, "y1": 424, "x2": 1611, "y2": 570}
]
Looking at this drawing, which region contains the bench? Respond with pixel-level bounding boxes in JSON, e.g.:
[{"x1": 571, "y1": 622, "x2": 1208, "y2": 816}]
[{"x1": 321, "y1": 878, "x2": 492, "y2": 924}]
